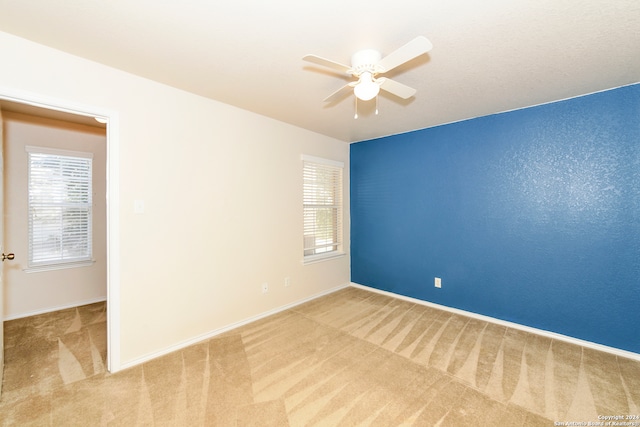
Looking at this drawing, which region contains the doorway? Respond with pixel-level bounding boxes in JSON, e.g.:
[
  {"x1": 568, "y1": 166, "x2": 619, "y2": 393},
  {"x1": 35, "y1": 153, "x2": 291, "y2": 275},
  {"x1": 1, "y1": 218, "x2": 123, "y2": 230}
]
[
  {"x1": 2, "y1": 103, "x2": 106, "y2": 318},
  {"x1": 0, "y1": 91, "x2": 120, "y2": 384}
]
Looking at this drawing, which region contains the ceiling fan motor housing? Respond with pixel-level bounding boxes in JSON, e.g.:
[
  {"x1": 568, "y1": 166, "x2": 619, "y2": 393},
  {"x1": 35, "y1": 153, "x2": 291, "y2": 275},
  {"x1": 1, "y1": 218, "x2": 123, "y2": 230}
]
[{"x1": 351, "y1": 49, "x2": 382, "y2": 76}]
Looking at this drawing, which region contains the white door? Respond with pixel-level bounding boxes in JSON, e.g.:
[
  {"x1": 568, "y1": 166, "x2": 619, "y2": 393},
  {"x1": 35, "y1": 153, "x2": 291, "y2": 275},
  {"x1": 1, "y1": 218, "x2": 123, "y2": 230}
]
[
  {"x1": 0, "y1": 107, "x2": 4, "y2": 395},
  {"x1": 0, "y1": 108, "x2": 12, "y2": 395}
]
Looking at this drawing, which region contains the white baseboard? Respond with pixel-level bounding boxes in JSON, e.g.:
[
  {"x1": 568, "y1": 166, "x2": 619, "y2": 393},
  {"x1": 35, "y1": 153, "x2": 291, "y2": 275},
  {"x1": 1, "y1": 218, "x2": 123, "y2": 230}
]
[
  {"x1": 119, "y1": 283, "x2": 351, "y2": 371},
  {"x1": 350, "y1": 282, "x2": 640, "y2": 362},
  {"x1": 4, "y1": 297, "x2": 107, "y2": 321}
]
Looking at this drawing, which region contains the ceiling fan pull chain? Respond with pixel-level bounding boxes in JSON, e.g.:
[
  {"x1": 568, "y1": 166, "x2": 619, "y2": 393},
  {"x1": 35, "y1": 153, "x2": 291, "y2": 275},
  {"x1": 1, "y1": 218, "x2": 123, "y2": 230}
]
[
  {"x1": 354, "y1": 96, "x2": 359, "y2": 119},
  {"x1": 375, "y1": 95, "x2": 379, "y2": 115}
]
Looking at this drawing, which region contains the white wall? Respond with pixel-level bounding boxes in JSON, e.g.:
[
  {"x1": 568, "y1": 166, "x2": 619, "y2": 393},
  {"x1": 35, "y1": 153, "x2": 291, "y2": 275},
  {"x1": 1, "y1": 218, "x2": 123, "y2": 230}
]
[
  {"x1": 2, "y1": 112, "x2": 107, "y2": 319},
  {"x1": 0, "y1": 31, "x2": 350, "y2": 368}
]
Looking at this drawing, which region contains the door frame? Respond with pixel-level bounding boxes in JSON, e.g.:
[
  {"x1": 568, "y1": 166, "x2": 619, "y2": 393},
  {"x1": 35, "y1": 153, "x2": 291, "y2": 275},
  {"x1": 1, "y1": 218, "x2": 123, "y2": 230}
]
[{"x1": 0, "y1": 87, "x2": 121, "y2": 373}]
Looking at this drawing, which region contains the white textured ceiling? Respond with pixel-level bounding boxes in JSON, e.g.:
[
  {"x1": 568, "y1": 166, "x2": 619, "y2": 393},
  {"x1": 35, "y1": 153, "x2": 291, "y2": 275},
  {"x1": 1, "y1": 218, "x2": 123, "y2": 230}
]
[{"x1": 0, "y1": 0, "x2": 638, "y2": 142}]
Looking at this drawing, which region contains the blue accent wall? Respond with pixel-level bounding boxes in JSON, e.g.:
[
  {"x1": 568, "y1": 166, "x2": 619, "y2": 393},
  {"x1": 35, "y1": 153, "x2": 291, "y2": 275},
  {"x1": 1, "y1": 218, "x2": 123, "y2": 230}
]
[{"x1": 350, "y1": 84, "x2": 640, "y2": 354}]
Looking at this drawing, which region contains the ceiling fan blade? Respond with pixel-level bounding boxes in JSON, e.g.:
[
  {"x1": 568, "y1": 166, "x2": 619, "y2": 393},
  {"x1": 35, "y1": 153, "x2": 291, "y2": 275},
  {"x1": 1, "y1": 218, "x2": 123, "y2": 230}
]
[
  {"x1": 376, "y1": 36, "x2": 433, "y2": 73},
  {"x1": 378, "y1": 77, "x2": 417, "y2": 99},
  {"x1": 303, "y1": 54, "x2": 352, "y2": 74},
  {"x1": 323, "y1": 83, "x2": 354, "y2": 102}
]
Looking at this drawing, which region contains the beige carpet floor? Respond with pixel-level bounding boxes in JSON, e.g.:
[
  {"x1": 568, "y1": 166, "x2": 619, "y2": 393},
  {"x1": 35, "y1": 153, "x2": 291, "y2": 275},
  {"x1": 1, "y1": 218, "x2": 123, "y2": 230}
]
[{"x1": 1, "y1": 287, "x2": 639, "y2": 426}]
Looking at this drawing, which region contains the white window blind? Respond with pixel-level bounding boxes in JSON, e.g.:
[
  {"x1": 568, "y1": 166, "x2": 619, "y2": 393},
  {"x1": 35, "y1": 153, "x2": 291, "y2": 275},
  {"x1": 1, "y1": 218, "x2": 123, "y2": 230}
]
[
  {"x1": 302, "y1": 155, "x2": 343, "y2": 261},
  {"x1": 27, "y1": 146, "x2": 93, "y2": 267}
]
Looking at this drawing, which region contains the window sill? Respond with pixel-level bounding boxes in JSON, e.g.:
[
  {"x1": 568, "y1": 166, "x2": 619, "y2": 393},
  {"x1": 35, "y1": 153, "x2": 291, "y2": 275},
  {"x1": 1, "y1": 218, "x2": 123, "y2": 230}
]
[
  {"x1": 302, "y1": 252, "x2": 346, "y2": 265},
  {"x1": 24, "y1": 260, "x2": 96, "y2": 273}
]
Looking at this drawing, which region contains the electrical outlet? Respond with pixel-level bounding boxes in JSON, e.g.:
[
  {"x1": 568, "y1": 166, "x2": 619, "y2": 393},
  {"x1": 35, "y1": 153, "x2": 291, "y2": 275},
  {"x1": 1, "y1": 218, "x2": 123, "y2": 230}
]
[
  {"x1": 284, "y1": 277, "x2": 291, "y2": 287},
  {"x1": 262, "y1": 282, "x2": 269, "y2": 294},
  {"x1": 435, "y1": 277, "x2": 442, "y2": 288}
]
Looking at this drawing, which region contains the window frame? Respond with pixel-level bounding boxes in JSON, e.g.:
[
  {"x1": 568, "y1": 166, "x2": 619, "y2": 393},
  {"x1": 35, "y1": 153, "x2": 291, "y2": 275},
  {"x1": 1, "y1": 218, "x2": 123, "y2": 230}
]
[
  {"x1": 301, "y1": 154, "x2": 345, "y2": 264},
  {"x1": 26, "y1": 145, "x2": 94, "y2": 271}
]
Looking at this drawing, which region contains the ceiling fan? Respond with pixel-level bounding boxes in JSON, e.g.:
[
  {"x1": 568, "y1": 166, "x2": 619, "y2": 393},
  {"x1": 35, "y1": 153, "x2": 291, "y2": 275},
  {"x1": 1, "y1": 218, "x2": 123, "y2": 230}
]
[{"x1": 303, "y1": 36, "x2": 433, "y2": 107}]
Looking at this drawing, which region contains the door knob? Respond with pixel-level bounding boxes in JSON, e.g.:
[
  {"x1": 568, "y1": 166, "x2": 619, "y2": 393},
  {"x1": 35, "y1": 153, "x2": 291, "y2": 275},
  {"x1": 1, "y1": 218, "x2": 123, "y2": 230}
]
[{"x1": 2, "y1": 253, "x2": 15, "y2": 261}]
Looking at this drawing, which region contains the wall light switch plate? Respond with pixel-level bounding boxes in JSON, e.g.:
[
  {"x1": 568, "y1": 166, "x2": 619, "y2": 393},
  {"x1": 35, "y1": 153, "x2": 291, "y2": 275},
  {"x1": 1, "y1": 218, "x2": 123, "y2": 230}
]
[
  {"x1": 435, "y1": 277, "x2": 442, "y2": 288},
  {"x1": 134, "y1": 199, "x2": 145, "y2": 214}
]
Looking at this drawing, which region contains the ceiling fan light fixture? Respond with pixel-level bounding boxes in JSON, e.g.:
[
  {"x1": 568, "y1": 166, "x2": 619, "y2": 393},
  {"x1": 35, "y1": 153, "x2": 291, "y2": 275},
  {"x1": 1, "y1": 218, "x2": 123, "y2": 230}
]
[{"x1": 353, "y1": 71, "x2": 379, "y2": 101}]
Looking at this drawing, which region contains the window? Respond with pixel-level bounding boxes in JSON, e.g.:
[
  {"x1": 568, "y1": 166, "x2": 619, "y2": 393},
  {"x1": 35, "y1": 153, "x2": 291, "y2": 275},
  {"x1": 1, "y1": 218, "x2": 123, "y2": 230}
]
[
  {"x1": 27, "y1": 146, "x2": 93, "y2": 268},
  {"x1": 302, "y1": 154, "x2": 344, "y2": 263}
]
